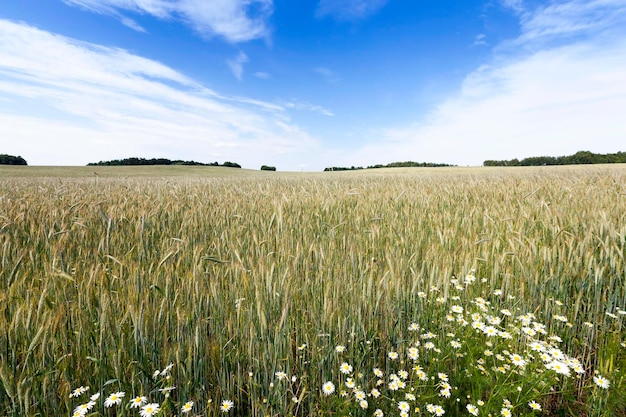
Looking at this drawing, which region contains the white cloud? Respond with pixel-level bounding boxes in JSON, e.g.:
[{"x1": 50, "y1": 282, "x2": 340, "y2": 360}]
[
  {"x1": 0, "y1": 19, "x2": 320, "y2": 169},
  {"x1": 316, "y1": 0, "x2": 389, "y2": 21},
  {"x1": 347, "y1": 0, "x2": 626, "y2": 166},
  {"x1": 227, "y1": 51, "x2": 249, "y2": 80},
  {"x1": 63, "y1": 0, "x2": 273, "y2": 43}
]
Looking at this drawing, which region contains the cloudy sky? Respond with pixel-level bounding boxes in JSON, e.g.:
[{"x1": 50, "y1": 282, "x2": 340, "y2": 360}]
[{"x1": 1, "y1": 0, "x2": 625, "y2": 170}]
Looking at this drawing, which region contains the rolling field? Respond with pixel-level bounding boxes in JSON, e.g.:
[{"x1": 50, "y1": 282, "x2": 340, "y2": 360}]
[{"x1": 0, "y1": 165, "x2": 624, "y2": 416}]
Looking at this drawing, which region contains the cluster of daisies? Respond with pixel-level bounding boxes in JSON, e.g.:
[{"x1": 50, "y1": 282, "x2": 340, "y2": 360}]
[
  {"x1": 69, "y1": 363, "x2": 234, "y2": 416},
  {"x1": 308, "y1": 274, "x2": 618, "y2": 416}
]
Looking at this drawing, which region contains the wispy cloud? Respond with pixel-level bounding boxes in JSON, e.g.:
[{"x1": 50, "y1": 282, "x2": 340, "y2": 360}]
[
  {"x1": 513, "y1": 0, "x2": 626, "y2": 47},
  {"x1": 349, "y1": 0, "x2": 626, "y2": 166},
  {"x1": 473, "y1": 34, "x2": 488, "y2": 46},
  {"x1": 62, "y1": 0, "x2": 273, "y2": 43},
  {"x1": 281, "y1": 100, "x2": 334, "y2": 117},
  {"x1": 0, "y1": 19, "x2": 319, "y2": 168},
  {"x1": 253, "y1": 71, "x2": 270, "y2": 79},
  {"x1": 314, "y1": 67, "x2": 340, "y2": 83},
  {"x1": 227, "y1": 51, "x2": 249, "y2": 80},
  {"x1": 316, "y1": 0, "x2": 389, "y2": 21}
]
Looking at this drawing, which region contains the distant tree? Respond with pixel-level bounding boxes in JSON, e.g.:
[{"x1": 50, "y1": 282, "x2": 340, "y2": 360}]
[
  {"x1": 222, "y1": 161, "x2": 241, "y2": 168},
  {"x1": 0, "y1": 154, "x2": 27, "y2": 165},
  {"x1": 260, "y1": 165, "x2": 276, "y2": 171}
]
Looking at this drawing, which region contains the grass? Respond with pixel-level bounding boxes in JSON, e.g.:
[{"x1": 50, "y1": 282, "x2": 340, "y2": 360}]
[{"x1": 0, "y1": 165, "x2": 624, "y2": 416}]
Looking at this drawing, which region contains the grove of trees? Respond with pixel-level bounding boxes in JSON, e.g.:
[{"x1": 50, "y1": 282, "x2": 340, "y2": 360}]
[
  {"x1": 324, "y1": 161, "x2": 454, "y2": 171},
  {"x1": 0, "y1": 154, "x2": 27, "y2": 165},
  {"x1": 87, "y1": 158, "x2": 241, "y2": 168},
  {"x1": 483, "y1": 151, "x2": 626, "y2": 167}
]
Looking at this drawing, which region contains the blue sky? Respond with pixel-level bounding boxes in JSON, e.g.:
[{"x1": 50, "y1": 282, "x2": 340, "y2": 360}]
[{"x1": 1, "y1": 0, "x2": 625, "y2": 170}]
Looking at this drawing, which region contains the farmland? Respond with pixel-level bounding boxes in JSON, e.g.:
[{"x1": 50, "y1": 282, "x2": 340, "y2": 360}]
[{"x1": 0, "y1": 165, "x2": 624, "y2": 416}]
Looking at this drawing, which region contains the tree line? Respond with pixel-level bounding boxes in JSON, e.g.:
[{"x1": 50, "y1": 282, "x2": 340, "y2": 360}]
[
  {"x1": 324, "y1": 161, "x2": 454, "y2": 171},
  {"x1": 87, "y1": 157, "x2": 241, "y2": 168},
  {"x1": 483, "y1": 151, "x2": 626, "y2": 167}
]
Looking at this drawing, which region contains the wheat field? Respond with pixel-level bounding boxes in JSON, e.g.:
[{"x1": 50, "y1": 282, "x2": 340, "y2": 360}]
[{"x1": 0, "y1": 165, "x2": 624, "y2": 416}]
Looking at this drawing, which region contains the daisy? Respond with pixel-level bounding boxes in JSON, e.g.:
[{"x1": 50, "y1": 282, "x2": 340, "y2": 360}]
[
  {"x1": 161, "y1": 362, "x2": 174, "y2": 375},
  {"x1": 388, "y1": 351, "x2": 399, "y2": 360},
  {"x1": 181, "y1": 401, "x2": 194, "y2": 413},
  {"x1": 322, "y1": 381, "x2": 335, "y2": 395},
  {"x1": 433, "y1": 404, "x2": 445, "y2": 416},
  {"x1": 158, "y1": 386, "x2": 176, "y2": 396},
  {"x1": 373, "y1": 367, "x2": 384, "y2": 377},
  {"x1": 483, "y1": 326, "x2": 498, "y2": 337},
  {"x1": 275, "y1": 371, "x2": 288, "y2": 380},
  {"x1": 73, "y1": 402, "x2": 94, "y2": 416},
  {"x1": 416, "y1": 370, "x2": 428, "y2": 381},
  {"x1": 335, "y1": 345, "x2": 346, "y2": 353},
  {"x1": 220, "y1": 399, "x2": 234, "y2": 412},
  {"x1": 140, "y1": 403, "x2": 160, "y2": 417},
  {"x1": 129, "y1": 396, "x2": 148, "y2": 408},
  {"x1": 374, "y1": 409, "x2": 384, "y2": 417},
  {"x1": 69, "y1": 386, "x2": 89, "y2": 398},
  {"x1": 501, "y1": 408, "x2": 512, "y2": 417},
  {"x1": 593, "y1": 375, "x2": 610, "y2": 389},
  {"x1": 528, "y1": 341, "x2": 545, "y2": 352},
  {"x1": 528, "y1": 400, "x2": 541, "y2": 411},
  {"x1": 467, "y1": 404, "x2": 479, "y2": 415},
  {"x1": 499, "y1": 331, "x2": 512, "y2": 339},
  {"x1": 408, "y1": 347, "x2": 419, "y2": 360},
  {"x1": 359, "y1": 400, "x2": 368, "y2": 409},
  {"x1": 547, "y1": 360, "x2": 571, "y2": 376},
  {"x1": 510, "y1": 354, "x2": 527, "y2": 367},
  {"x1": 104, "y1": 391, "x2": 125, "y2": 407},
  {"x1": 398, "y1": 401, "x2": 410, "y2": 412},
  {"x1": 339, "y1": 362, "x2": 353, "y2": 374}
]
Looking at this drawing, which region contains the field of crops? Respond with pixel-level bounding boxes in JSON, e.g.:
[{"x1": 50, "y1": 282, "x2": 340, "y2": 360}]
[{"x1": 0, "y1": 165, "x2": 624, "y2": 416}]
